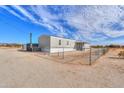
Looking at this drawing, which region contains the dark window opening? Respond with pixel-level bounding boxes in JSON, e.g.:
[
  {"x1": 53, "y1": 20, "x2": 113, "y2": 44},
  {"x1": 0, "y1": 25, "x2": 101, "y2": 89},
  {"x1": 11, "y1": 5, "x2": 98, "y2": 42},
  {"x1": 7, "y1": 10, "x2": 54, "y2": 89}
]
[{"x1": 59, "y1": 40, "x2": 61, "y2": 45}]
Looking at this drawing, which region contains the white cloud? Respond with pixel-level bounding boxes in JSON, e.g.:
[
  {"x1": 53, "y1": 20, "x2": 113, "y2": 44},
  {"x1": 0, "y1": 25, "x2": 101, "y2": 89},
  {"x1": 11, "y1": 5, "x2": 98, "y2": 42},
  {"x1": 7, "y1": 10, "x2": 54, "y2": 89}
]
[
  {"x1": 0, "y1": 6, "x2": 26, "y2": 21},
  {"x1": 7, "y1": 5, "x2": 66, "y2": 37},
  {"x1": 12, "y1": 5, "x2": 36, "y2": 22},
  {"x1": 30, "y1": 5, "x2": 69, "y2": 38},
  {"x1": 1, "y1": 5, "x2": 124, "y2": 43},
  {"x1": 61, "y1": 6, "x2": 124, "y2": 41}
]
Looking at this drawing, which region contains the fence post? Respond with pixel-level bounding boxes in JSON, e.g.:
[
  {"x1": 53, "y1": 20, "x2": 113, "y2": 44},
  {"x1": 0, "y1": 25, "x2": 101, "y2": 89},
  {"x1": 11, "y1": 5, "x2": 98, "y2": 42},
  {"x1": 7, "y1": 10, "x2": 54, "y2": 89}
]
[
  {"x1": 89, "y1": 47, "x2": 92, "y2": 65},
  {"x1": 62, "y1": 47, "x2": 64, "y2": 59},
  {"x1": 48, "y1": 48, "x2": 50, "y2": 56},
  {"x1": 101, "y1": 48, "x2": 102, "y2": 55},
  {"x1": 98, "y1": 47, "x2": 100, "y2": 57},
  {"x1": 103, "y1": 48, "x2": 106, "y2": 55},
  {"x1": 58, "y1": 49, "x2": 59, "y2": 56}
]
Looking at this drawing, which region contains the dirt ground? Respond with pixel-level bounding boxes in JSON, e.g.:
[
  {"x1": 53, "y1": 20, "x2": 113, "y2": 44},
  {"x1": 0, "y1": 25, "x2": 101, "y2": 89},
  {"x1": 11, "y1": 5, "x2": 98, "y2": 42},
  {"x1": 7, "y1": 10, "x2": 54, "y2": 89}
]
[
  {"x1": 32, "y1": 48, "x2": 106, "y2": 65},
  {"x1": 33, "y1": 50, "x2": 91, "y2": 65},
  {"x1": 0, "y1": 47, "x2": 124, "y2": 88}
]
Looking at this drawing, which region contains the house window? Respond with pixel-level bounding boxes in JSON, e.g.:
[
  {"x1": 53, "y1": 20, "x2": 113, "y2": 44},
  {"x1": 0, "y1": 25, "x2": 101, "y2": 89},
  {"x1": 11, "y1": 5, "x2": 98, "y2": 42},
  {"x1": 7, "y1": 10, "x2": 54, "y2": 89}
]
[
  {"x1": 67, "y1": 41, "x2": 69, "y2": 45},
  {"x1": 59, "y1": 40, "x2": 61, "y2": 45}
]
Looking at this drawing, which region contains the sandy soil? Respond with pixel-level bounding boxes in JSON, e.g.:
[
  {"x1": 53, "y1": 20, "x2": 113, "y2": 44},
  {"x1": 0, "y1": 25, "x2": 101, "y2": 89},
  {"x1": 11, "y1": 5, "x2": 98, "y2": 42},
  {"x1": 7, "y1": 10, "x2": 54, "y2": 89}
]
[
  {"x1": 0, "y1": 48, "x2": 124, "y2": 88},
  {"x1": 32, "y1": 48, "x2": 102, "y2": 65}
]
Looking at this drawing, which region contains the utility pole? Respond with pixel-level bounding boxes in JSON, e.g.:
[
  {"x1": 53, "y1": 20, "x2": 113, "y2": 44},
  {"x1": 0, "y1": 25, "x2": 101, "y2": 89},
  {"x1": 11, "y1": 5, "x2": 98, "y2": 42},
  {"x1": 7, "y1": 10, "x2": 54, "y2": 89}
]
[{"x1": 30, "y1": 33, "x2": 33, "y2": 51}]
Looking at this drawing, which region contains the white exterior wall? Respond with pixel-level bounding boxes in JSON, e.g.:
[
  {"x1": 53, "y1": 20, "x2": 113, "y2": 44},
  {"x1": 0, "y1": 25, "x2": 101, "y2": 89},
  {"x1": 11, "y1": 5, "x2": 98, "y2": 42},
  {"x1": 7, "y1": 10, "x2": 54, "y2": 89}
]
[
  {"x1": 38, "y1": 35, "x2": 90, "y2": 53},
  {"x1": 22, "y1": 44, "x2": 27, "y2": 50},
  {"x1": 50, "y1": 36, "x2": 76, "y2": 53},
  {"x1": 83, "y1": 43, "x2": 90, "y2": 51},
  {"x1": 38, "y1": 35, "x2": 50, "y2": 52},
  {"x1": 50, "y1": 48, "x2": 76, "y2": 53}
]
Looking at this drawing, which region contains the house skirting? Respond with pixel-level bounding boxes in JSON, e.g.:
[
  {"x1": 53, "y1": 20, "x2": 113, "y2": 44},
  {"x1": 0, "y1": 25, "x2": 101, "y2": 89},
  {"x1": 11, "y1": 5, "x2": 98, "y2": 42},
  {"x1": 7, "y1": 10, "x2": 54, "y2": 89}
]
[
  {"x1": 41, "y1": 47, "x2": 90, "y2": 53},
  {"x1": 50, "y1": 48, "x2": 76, "y2": 53}
]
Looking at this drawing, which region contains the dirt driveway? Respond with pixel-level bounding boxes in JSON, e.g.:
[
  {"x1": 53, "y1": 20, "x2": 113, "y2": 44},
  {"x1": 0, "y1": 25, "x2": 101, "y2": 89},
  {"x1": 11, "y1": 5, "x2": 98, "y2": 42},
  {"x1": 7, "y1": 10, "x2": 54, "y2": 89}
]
[{"x1": 0, "y1": 48, "x2": 124, "y2": 88}]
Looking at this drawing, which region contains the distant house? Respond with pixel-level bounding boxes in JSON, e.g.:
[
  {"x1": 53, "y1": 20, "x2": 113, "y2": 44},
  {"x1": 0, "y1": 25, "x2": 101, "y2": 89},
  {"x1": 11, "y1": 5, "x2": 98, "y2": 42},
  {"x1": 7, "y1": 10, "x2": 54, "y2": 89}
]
[{"x1": 38, "y1": 35, "x2": 90, "y2": 53}]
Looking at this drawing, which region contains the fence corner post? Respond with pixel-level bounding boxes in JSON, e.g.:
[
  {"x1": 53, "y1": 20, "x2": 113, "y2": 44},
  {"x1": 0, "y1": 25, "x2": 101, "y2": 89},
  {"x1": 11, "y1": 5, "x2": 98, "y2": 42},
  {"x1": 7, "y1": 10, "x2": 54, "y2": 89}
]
[
  {"x1": 63, "y1": 47, "x2": 64, "y2": 59},
  {"x1": 89, "y1": 47, "x2": 92, "y2": 65}
]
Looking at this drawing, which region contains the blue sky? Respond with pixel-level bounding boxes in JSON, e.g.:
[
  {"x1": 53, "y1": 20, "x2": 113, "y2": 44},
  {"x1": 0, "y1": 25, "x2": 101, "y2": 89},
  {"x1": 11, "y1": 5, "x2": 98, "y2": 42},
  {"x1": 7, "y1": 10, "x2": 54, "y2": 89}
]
[{"x1": 0, "y1": 5, "x2": 124, "y2": 45}]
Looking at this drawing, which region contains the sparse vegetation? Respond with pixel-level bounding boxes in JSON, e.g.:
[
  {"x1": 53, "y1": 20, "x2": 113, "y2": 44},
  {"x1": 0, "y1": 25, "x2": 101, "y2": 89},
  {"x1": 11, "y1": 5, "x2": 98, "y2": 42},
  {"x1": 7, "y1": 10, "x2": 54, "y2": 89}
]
[
  {"x1": 91, "y1": 45, "x2": 105, "y2": 48},
  {"x1": 106, "y1": 44, "x2": 124, "y2": 48},
  {"x1": 0, "y1": 43, "x2": 22, "y2": 48},
  {"x1": 92, "y1": 44, "x2": 124, "y2": 48},
  {"x1": 118, "y1": 51, "x2": 124, "y2": 58}
]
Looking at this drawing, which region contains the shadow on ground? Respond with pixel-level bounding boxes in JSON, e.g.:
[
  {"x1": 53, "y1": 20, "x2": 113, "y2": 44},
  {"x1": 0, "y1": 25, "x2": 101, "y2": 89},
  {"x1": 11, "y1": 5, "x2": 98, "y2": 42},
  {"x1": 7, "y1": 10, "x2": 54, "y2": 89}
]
[
  {"x1": 17, "y1": 49, "x2": 30, "y2": 52},
  {"x1": 109, "y1": 57, "x2": 124, "y2": 59}
]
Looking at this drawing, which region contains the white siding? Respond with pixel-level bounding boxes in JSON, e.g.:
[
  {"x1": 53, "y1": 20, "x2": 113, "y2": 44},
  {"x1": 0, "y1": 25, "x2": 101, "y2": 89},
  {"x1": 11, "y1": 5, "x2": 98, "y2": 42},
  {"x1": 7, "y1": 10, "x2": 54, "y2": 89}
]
[
  {"x1": 38, "y1": 35, "x2": 90, "y2": 53},
  {"x1": 22, "y1": 44, "x2": 27, "y2": 50},
  {"x1": 50, "y1": 36, "x2": 75, "y2": 48},
  {"x1": 50, "y1": 48, "x2": 76, "y2": 53},
  {"x1": 49, "y1": 36, "x2": 76, "y2": 53},
  {"x1": 83, "y1": 43, "x2": 90, "y2": 51},
  {"x1": 38, "y1": 35, "x2": 50, "y2": 52}
]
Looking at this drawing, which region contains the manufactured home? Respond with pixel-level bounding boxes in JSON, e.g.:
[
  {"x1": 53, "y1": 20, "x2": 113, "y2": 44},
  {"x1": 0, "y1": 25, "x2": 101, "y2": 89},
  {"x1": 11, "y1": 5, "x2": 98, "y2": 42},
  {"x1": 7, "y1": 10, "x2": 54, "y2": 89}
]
[{"x1": 38, "y1": 35, "x2": 90, "y2": 53}]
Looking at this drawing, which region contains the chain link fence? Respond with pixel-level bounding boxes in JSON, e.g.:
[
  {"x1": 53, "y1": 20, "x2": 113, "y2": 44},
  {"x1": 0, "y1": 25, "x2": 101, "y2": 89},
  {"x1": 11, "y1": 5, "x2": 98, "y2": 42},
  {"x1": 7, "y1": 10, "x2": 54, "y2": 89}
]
[{"x1": 33, "y1": 47, "x2": 109, "y2": 65}]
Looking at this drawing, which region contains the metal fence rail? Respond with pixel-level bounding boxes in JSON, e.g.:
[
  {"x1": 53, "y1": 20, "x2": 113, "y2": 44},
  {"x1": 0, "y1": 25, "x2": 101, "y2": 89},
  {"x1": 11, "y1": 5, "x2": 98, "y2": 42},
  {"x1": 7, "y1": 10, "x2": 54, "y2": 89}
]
[
  {"x1": 47, "y1": 47, "x2": 109, "y2": 65},
  {"x1": 34, "y1": 47, "x2": 109, "y2": 65},
  {"x1": 89, "y1": 47, "x2": 108, "y2": 65}
]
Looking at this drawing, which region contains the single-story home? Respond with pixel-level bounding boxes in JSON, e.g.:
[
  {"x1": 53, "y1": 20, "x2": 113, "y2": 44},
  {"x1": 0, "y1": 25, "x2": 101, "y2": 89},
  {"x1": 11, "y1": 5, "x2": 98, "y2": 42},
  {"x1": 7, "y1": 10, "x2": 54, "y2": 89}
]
[{"x1": 38, "y1": 35, "x2": 90, "y2": 53}]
